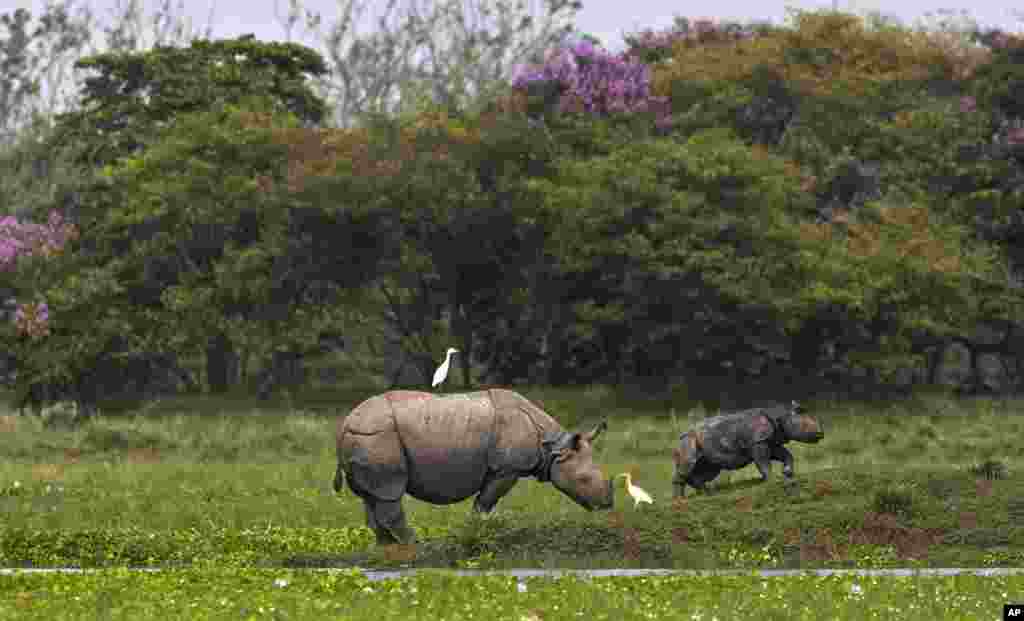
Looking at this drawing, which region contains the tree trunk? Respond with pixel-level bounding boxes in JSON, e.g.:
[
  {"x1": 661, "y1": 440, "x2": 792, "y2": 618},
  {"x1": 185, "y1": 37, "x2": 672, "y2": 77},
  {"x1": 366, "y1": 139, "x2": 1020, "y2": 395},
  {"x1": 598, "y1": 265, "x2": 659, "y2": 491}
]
[
  {"x1": 790, "y1": 320, "x2": 822, "y2": 378},
  {"x1": 455, "y1": 304, "x2": 474, "y2": 389},
  {"x1": 257, "y1": 350, "x2": 306, "y2": 399},
  {"x1": 390, "y1": 351, "x2": 410, "y2": 388},
  {"x1": 206, "y1": 332, "x2": 239, "y2": 393}
]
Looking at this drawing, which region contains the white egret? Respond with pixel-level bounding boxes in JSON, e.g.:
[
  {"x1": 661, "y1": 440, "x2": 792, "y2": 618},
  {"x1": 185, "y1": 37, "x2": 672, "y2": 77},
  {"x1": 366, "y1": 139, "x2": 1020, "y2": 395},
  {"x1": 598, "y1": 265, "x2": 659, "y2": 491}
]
[
  {"x1": 616, "y1": 473, "x2": 653, "y2": 508},
  {"x1": 431, "y1": 347, "x2": 458, "y2": 388}
]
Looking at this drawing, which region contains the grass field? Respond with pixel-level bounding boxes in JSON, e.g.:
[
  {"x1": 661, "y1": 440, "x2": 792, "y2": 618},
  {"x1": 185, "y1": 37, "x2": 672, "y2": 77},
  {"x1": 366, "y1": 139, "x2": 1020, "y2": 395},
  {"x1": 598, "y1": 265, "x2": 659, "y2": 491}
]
[
  {"x1": 1, "y1": 386, "x2": 1022, "y2": 572},
  {"x1": 2, "y1": 567, "x2": 1022, "y2": 620}
]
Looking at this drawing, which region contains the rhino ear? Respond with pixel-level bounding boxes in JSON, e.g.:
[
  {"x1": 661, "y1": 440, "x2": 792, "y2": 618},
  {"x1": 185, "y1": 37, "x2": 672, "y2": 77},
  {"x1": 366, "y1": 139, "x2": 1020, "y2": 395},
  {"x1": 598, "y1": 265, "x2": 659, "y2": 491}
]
[
  {"x1": 553, "y1": 433, "x2": 581, "y2": 463},
  {"x1": 584, "y1": 420, "x2": 607, "y2": 443}
]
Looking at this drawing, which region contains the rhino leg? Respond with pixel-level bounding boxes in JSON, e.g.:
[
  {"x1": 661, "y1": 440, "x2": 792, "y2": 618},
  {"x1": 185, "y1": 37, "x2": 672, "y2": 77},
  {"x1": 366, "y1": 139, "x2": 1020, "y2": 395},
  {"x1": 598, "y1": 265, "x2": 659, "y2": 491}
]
[
  {"x1": 361, "y1": 498, "x2": 390, "y2": 544},
  {"x1": 751, "y1": 443, "x2": 773, "y2": 481},
  {"x1": 672, "y1": 433, "x2": 700, "y2": 498},
  {"x1": 473, "y1": 474, "x2": 519, "y2": 514},
  {"x1": 363, "y1": 497, "x2": 415, "y2": 545},
  {"x1": 687, "y1": 460, "x2": 721, "y2": 494},
  {"x1": 771, "y1": 444, "x2": 795, "y2": 478}
]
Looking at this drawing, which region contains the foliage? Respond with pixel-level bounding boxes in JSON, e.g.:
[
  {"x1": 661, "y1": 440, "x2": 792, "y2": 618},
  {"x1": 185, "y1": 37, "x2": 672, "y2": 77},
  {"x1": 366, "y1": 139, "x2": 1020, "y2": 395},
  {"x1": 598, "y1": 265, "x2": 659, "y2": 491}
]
[
  {"x1": 510, "y1": 37, "x2": 671, "y2": 128},
  {"x1": 968, "y1": 30, "x2": 1024, "y2": 120},
  {"x1": 47, "y1": 34, "x2": 328, "y2": 169},
  {"x1": 523, "y1": 125, "x2": 1001, "y2": 381},
  {"x1": 623, "y1": 16, "x2": 760, "y2": 66},
  {"x1": 290, "y1": 0, "x2": 582, "y2": 128},
  {"x1": 0, "y1": 6, "x2": 91, "y2": 143},
  {"x1": 349, "y1": 99, "x2": 563, "y2": 385},
  {"x1": 856, "y1": 93, "x2": 997, "y2": 203},
  {"x1": 650, "y1": 11, "x2": 977, "y2": 151},
  {"x1": 0, "y1": 210, "x2": 77, "y2": 272},
  {"x1": 1, "y1": 568, "x2": 1021, "y2": 621},
  {"x1": 0, "y1": 524, "x2": 380, "y2": 566},
  {"x1": 2, "y1": 36, "x2": 338, "y2": 406},
  {"x1": 5, "y1": 6, "x2": 1024, "y2": 396},
  {"x1": 2, "y1": 389, "x2": 1024, "y2": 571}
]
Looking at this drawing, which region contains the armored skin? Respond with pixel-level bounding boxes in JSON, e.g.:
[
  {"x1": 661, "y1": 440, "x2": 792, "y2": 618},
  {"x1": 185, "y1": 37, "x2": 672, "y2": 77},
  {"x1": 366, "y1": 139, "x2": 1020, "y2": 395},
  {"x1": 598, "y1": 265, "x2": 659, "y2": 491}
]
[
  {"x1": 672, "y1": 401, "x2": 824, "y2": 497},
  {"x1": 335, "y1": 389, "x2": 615, "y2": 544}
]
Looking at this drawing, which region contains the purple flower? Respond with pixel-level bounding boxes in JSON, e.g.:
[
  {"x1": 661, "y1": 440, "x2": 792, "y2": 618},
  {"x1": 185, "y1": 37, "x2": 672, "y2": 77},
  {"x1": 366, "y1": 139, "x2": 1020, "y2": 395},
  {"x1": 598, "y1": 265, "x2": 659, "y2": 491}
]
[
  {"x1": 959, "y1": 96, "x2": 977, "y2": 113},
  {"x1": 14, "y1": 300, "x2": 51, "y2": 338},
  {"x1": 508, "y1": 37, "x2": 676, "y2": 132}
]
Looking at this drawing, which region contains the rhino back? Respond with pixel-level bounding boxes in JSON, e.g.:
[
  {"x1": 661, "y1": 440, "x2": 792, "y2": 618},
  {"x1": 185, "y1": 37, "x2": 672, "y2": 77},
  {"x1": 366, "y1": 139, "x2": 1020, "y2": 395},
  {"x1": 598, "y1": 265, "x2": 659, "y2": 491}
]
[
  {"x1": 695, "y1": 412, "x2": 776, "y2": 470},
  {"x1": 488, "y1": 389, "x2": 563, "y2": 473},
  {"x1": 392, "y1": 391, "x2": 495, "y2": 503}
]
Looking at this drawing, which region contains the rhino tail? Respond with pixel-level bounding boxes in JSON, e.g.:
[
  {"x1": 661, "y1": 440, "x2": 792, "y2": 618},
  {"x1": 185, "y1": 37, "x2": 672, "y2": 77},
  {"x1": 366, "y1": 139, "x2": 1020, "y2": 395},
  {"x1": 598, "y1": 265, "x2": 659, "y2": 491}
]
[{"x1": 333, "y1": 462, "x2": 346, "y2": 494}]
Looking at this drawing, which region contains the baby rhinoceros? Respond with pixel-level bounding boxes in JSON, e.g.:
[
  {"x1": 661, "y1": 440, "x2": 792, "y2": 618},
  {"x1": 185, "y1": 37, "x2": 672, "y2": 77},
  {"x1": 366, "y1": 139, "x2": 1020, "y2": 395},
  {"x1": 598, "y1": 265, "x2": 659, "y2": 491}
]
[
  {"x1": 672, "y1": 401, "x2": 824, "y2": 497},
  {"x1": 335, "y1": 389, "x2": 615, "y2": 545}
]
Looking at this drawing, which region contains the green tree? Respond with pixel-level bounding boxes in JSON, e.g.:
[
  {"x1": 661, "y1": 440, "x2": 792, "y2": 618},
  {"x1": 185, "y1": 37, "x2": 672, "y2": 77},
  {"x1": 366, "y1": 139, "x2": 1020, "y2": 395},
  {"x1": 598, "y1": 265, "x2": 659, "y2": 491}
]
[
  {"x1": 49, "y1": 34, "x2": 328, "y2": 171},
  {"x1": 525, "y1": 126, "x2": 1007, "y2": 387},
  {"x1": 9, "y1": 37, "x2": 331, "y2": 406},
  {"x1": 17, "y1": 95, "x2": 398, "y2": 409},
  {"x1": 336, "y1": 97, "x2": 559, "y2": 387},
  {"x1": 286, "y1": 0, "x2": 582, "y2": 128}
]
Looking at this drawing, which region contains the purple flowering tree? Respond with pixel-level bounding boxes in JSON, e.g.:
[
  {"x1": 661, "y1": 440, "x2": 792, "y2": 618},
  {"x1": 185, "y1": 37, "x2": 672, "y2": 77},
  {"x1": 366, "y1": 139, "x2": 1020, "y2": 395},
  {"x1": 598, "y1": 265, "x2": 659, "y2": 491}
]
[
  {"x1": 510, "y1": 36, "x2": 672, "y2": 130},
  {"x1": 0, "y1": 211, "x2": 78, "y2": 340}
]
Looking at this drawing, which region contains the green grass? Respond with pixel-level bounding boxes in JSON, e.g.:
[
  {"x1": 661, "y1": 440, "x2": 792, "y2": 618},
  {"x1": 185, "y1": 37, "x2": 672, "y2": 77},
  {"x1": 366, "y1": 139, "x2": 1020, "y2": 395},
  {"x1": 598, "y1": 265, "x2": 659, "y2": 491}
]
[
  {"x1": 1, "y1": 387, "x2": 1023, "y2": 570},
  {"x1": 1, "y1": 568, "x2": 1021, "y2": 620}
]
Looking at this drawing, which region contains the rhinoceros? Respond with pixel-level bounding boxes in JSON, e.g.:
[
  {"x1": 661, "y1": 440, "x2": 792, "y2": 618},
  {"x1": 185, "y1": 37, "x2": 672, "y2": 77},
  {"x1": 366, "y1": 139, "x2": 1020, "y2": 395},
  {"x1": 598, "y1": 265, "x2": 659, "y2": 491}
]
[
  {"x1": 334, "y1": 389, "x2": 615, "y2": 544},
  {"x1": 672, "y1": 401, "x2": 824, "y2": 497}
]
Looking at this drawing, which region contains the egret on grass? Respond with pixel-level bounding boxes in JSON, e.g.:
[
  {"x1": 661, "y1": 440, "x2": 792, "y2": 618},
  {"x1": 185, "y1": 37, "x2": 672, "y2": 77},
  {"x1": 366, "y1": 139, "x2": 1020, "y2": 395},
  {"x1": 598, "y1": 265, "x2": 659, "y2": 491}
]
[
  {"x1": 431, "y1": 347, "x2": 458, "y2": 388},
  {"x1": 616, "y1": 473, "x2": 653, "y2": 508}
]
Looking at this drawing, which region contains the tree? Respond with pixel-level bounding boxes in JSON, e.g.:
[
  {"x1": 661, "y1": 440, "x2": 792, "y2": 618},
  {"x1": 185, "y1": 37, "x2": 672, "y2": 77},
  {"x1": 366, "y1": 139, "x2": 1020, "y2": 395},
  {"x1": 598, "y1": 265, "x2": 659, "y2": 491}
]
[
  {"x1": 0, "y1": 0, "x2": 218, "y2": 145},
  {"x1": 5, "y1": 37, "x2": 331, "y2": 406},
  {"x1": 283, "y1": 0, "x2": 582, "y2": 128},
  {"x1": 17, "y1": 96, "x2": 383, "y2": 408},
  {"x1": 48, "y1": 34, "x2": 328, "y2": 171},
  {"x1": 312, "y1": 91, "x2": 565, "y2": 389}
]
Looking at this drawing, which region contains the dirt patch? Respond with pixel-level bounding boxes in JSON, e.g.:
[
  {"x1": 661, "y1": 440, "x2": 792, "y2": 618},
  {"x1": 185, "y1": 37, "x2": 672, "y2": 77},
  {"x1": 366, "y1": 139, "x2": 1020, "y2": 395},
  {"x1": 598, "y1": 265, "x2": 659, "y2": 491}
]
[
  {"x1": 381, "y1": 544, "x2": 418, "y2": 564},
  {"x1": 848, "y1": 512, "x2": 946, "y2": 559},
  {"x1": 622, "y1": 527, "x2": 641, "y2": 561},
  {"x1": 31, "y1": 464, "x2": 64, "y2": 481},
  {"x1": 799, "y1": 528, "x2": 845, "y2": 562},
  {"x1": 0, "y1": 415, "x2": 16, "y2": 433},
  {"x1": 814, "y1": 480, "x2": 834, "y2": 498},
  {"x1": 126, "y1": 447, "x2": 162, "y2": 464}
]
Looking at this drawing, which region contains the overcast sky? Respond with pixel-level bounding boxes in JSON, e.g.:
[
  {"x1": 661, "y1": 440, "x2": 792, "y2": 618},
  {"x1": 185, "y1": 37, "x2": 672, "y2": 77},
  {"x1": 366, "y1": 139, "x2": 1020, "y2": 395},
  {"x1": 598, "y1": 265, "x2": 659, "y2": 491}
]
[{"x1": 11, "y1": 0, "x2": 1024, "y2": 56}]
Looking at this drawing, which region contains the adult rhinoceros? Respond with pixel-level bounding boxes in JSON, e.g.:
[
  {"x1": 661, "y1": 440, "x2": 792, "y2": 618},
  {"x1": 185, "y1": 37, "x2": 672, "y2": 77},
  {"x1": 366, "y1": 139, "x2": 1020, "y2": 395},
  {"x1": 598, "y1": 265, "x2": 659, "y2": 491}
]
[{"x1": 334, "y1": 389, "x2": 615, "y2": 544}]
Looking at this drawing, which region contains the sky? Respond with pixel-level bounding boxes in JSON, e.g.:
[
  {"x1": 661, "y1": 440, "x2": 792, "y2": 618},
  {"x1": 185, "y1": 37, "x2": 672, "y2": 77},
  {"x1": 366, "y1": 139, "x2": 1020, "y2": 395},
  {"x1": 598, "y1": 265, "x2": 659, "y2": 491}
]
[{"x1": 12, "y1": 0, "x2": 1024, "y2": 57}]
